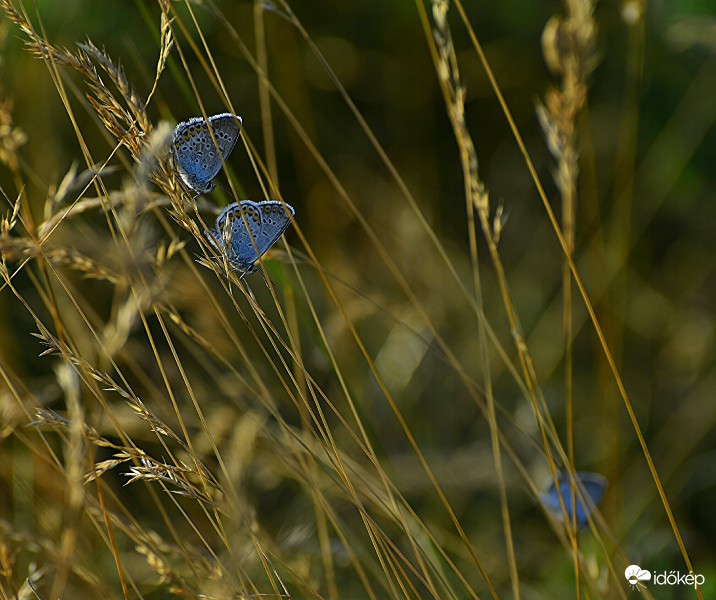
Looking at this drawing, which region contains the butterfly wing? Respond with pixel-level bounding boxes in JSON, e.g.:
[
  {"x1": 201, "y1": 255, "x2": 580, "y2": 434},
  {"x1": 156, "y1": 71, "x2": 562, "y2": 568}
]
[
  {"x1": 209, "y1": 113, "x2": 242, "y2": 162},
  {"x1": 173, "y1": 117, "x2": 216, "y2": 193},
  {"x1": 173, "y1": 113, "x2": 242, "y2": 193},
  {"x1": 208, "y1": 201, "x2": 262, "y2": 272},
  {"x1": 572, "y1": 472, "x2": 607, "y2": 527},
  {"x1": 541, "y1": 471, "x2": 607, "y2": 529},
  {"x1": 208, "y1": 200, "x2": 294, "y2": 274},
  {"x1": 255, "y1": 201, "x2": 295, "y2": 257}
]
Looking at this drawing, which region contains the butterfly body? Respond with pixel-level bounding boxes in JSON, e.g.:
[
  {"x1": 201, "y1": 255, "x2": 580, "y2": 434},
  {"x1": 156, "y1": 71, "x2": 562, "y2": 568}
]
[
  {"x1": 172, "y1": 113, "x2": 242, "y2": 194},
  {"x1": 207, "y1": 200, "x2": 295, "y2": 274}
]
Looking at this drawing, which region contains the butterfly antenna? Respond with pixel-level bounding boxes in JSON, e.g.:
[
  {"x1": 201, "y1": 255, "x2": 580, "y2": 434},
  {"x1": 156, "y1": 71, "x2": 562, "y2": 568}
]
[
  {"x1": 215, "y1": 182, "x2": 234, "y2": 198},
  {"x1": 257, "y1": 266, "x2": 275, "y2": 289}
]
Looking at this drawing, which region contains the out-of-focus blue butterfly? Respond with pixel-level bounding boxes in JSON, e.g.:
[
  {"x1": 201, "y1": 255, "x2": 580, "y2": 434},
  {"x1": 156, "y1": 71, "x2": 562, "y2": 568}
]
[{"x1": 540, "y1": 471, "x2": 607, "y2": 529}]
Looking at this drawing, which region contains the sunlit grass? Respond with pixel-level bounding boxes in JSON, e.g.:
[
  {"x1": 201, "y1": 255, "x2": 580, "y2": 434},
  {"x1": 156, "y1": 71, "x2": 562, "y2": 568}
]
[{"x1": 0, "y1": 0, "x2": 714, "y2": 598}]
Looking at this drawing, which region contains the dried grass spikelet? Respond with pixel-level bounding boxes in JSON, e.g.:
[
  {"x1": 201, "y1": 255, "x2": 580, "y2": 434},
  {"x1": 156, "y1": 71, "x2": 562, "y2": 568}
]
[
  {"x1": 136, "y1": 543, "x2": 191, "y2": 597},
  {"x1": 42, "y1": 162, "x2": 121, "y2": 227},
  {"x1": 136, "y1": 120, "x2": 173, "y2": 189},
  {"x1": 0, "y1": 99, "x2": 26, "y2": 171},
  {"x1": 76, "y1": 40, "x2": 149, "y2": 158},
  {"x1": 538, "y1": 0, "x2": 597, "y2": 192},
  {"x1": 431, "y1": 0, "x2": 490, "y2": 218},
  {"x1": 1, "y1": 1, "x2": 156, "y2": 161},
  {"x1": 541, "y1": 2, "x2": 597, "y2": 78},
  {"x1": 125, "y1": 397, "x2": 222, "y2": 490},
  {"x1": 2, "y1": 0, "x2": 185, "y2": 221},
  {"x1": 29, "y1": 408, "x2": 123, "y2": 452},
  {"x1": 124, "y1": 455, "x2": 220, "y2": 505},
  {"x1": 47, "y1": 247, "x2": 121, "y2": 283},
  {"x1": 0, "y1": 192, "x2": 21, "y2": 237}
]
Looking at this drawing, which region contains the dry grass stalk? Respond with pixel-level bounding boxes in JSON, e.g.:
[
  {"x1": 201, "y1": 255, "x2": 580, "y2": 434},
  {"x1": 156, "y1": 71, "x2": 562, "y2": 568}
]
[
  {"x1": 538, "y1": 0, "x2": 597, "y2": 539},
  {"x1": 431, "y1": 2, "x2": 524, "y2": 597}
]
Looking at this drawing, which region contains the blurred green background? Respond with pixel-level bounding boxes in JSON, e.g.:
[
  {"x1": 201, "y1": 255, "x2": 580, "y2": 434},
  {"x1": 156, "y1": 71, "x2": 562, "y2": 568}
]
[{"x1": 0, "y1": 0, "x2": 715, "y2": 598}]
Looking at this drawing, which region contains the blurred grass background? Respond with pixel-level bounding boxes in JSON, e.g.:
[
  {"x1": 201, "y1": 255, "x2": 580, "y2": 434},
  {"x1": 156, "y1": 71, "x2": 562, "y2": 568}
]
[{"x1": 0, "y1": 0, "x2": 715, "y2": 598}]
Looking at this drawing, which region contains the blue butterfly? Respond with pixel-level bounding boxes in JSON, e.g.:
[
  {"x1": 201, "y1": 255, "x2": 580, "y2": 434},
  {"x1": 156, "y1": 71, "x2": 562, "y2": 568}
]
[
  {"x1": 172, "y1": 113, "x2": 242, "y2": 194},
  {"x1": 540, "y1": 471, "x2": 607, "y2": 529},
  {"x1": 207, "y1": 200, "x2": 295, "y2": 275}
]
